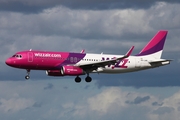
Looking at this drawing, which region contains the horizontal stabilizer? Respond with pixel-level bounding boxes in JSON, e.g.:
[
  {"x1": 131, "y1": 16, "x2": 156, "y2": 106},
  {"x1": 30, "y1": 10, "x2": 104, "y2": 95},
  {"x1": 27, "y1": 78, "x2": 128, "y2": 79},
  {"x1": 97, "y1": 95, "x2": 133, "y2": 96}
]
[
  {"x1": 149, "y1": 59, "x2": 172, "y2": 66},
  {"x1": 149, "y1": 59, "x2": 172, "y2": 63}
]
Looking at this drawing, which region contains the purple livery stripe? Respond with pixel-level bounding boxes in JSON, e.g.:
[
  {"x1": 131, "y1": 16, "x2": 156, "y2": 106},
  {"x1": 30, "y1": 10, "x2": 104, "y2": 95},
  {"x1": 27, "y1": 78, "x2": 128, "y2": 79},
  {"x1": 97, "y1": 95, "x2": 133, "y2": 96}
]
[
  {"x1": 136, "y1": 31, "x2": 168, "y2": 56},
  {"x1": 56, "y1": 53, "x2": 86, "y2": 68}
]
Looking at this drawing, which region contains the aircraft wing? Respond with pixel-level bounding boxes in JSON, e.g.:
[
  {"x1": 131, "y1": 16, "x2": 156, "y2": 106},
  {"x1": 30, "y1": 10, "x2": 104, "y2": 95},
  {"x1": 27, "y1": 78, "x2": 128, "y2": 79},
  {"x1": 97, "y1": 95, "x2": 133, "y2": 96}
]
[{"x1": 76, "y1": 46, "x2": 134, "y2": 71}]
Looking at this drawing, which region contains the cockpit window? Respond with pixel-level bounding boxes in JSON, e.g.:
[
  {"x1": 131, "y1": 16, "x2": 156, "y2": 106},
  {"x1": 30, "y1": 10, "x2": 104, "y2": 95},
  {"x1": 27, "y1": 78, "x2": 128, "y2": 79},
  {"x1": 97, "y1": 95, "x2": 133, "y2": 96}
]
[
  {"x1": 12, "y1": 54, "x2": 22, "y2": 58},
  {"x1": 12, "y1": 55, "x2": 16, "y2": 57}
]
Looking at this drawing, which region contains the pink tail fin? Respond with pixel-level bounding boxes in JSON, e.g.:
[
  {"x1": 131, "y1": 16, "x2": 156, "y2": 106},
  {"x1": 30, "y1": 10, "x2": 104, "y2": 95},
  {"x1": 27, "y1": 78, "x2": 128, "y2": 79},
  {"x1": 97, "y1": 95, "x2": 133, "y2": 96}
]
[{"x1": 136, "y1": 30, "x2": 168, "y2": 58}]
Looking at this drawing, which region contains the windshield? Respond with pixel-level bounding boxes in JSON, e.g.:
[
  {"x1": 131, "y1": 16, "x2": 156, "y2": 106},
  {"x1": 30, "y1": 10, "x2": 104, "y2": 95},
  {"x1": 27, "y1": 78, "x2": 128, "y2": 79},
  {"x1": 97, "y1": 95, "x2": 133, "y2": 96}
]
[{"x1": 12, "y1": 54, "x2": 22, "y2": 58}]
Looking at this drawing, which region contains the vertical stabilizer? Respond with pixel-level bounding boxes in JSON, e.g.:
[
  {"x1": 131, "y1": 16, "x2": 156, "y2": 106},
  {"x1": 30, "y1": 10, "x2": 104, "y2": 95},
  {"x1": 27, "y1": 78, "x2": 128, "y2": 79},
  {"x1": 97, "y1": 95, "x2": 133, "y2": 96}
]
[{"x1": 136, "y1": 30, "x2": 168, "y2": 59}]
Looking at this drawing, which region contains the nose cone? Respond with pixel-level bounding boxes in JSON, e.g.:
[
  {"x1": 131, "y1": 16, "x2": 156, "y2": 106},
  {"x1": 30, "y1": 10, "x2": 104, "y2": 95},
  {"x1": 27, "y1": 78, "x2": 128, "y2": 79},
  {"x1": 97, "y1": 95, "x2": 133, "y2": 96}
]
[{"x1": 5, "y1": 59, "x2": 12, "y2": 66}]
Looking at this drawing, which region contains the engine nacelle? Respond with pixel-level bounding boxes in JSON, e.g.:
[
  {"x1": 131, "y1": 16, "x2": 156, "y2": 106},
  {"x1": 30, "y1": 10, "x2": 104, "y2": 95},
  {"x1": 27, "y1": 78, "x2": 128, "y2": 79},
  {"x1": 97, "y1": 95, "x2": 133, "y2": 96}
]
[
  {"x1": 46, "y1": 70, "x2": 64, "y2": 76},
  {"x1": 61, "y1": 66, "x2": 85, "y2": 76}
]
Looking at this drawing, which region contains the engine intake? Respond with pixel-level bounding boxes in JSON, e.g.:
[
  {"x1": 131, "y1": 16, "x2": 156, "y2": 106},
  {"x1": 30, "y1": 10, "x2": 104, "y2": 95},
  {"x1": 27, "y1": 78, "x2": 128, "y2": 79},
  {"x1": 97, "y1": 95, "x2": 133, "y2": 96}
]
[{"x1": 46, "y1": 70, "x2": 64, "y2": 76}]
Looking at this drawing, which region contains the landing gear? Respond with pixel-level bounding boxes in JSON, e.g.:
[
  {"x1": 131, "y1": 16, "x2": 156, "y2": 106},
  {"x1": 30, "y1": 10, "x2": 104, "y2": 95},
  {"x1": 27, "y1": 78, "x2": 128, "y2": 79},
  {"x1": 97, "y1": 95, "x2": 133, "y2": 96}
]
[
  {"x1": 75, "y1": 76, "x2": 81, "y2": 83},
  {"x1": 85, "y1": 72, "x2": 92, "y2": 82},
  {"x1": 74, "y1": 75, "x2": 92, "y2": 83},
  {"x1": 85, "y1": 76, "x2": 92, "y2": 82},
  {"x1": 25, "y1": 75, "x2": 30, "y2": 80},
  {"x1": 25, "y1": 69, "x2": 30, "y2": 80}
]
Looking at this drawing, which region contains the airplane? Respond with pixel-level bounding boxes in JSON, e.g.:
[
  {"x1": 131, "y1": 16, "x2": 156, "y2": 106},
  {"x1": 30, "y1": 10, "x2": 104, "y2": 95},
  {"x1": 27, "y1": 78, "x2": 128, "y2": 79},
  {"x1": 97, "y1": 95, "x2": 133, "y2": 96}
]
[{"x1": 5, "y1": 30, "x2": 171, "y2": 83}]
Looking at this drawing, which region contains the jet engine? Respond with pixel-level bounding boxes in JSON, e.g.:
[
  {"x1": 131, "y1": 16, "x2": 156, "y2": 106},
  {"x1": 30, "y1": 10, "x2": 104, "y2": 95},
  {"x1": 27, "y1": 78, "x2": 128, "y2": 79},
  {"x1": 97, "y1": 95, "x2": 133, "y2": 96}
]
[{"x1": 61, "y1": 65, "x2": 85, "y2": 76}]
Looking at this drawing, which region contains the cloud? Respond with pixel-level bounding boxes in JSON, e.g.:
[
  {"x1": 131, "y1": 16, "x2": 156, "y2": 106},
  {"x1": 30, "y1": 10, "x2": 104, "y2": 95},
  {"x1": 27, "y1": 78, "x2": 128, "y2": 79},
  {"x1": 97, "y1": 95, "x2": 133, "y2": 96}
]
[
  {"x1": 0, "y1": 98, "x2": 35, "y2": 113},
  {"x1": 0, "y1": 0, "x2": 180, "y2": 13},
  {"x1": 153, "y1": 106, "x2": 174, "y2": 115},
  {"x1": 126, "y1": 96, "x2": 150, "y2": 104},
  {"x1": 68, "y1": 87, "x2": 180, "y2": 120},
  {"x1": 32, "y1": 102, "x2": 42, "y2": 108},
  {"x1": 87, "y1": 87, "x2": 128, "y2": 113},
  {"x1": 1, "y1": 2, "x2": 180, "y2": 43},
  {"x1": 1, "y1": 80, "x2": 180, "y2": 120},
  {"x1": 44, "y1": 83, "x2": 54, "y2": 90},
  {"x1": 152, "y1": 102, "x2": 163, "y2": 106}
]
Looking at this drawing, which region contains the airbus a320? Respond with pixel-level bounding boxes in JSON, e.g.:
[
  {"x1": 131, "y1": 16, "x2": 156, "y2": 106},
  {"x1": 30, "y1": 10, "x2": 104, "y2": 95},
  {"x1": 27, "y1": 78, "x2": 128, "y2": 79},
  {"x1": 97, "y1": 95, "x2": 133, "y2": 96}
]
[{"x1": 5, "y1": 31, "x2": 171, "y2": 83}]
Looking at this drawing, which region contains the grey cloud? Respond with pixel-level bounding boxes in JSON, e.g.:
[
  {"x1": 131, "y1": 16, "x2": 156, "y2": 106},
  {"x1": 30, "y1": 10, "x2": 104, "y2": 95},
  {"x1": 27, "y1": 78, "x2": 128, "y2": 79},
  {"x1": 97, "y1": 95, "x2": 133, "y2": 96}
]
[
  {"x1": 63, "y1": 86, "x2": 68, "y2": 89},
  {"x1": 178, "y1": 106, "x2": 180, "y2": 111},
  {"x1": 0, "y1": 2, "x2": 44, "y2": 13},
  {"x1": 153, "y1": 107, "x2": 174, "y2": 115},
  {"x1": 152, "y1": 102, "x2": 163, "y2": 106},
  {"x1": 0, "y1": 3, "x2": 179, "y2": 48},
  {"x1": 44, "y1": 83, "x2": 54, "y2": 90},
  {"x1": 134, "y1": 96, "x2": 150, "y2": 104},
  {"x1": 84, "y1": 85, "x2": 90, "y2": 89},
  {"x1": 126, "y1": 96, "x2": 150, "y2": 104},
  {"x1": 32, "y1": 102, "x2": 42, "y2": 108},
  {"x1": 1, "y1": 3, "x2": 180, "y2": 43},
  {"x1": 0, "y1": 81, "x2": 180, "y2": 120},
  {"x1": 0, "y1": 0, "x2": 180, "y2": 13}
]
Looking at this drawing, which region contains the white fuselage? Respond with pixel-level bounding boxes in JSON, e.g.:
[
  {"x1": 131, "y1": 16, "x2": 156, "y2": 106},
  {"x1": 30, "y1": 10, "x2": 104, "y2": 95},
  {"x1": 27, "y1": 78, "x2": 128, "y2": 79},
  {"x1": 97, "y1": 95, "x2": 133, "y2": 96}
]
[{"x1": 76, "y1": 53, "x2": 154, "y2": 74}]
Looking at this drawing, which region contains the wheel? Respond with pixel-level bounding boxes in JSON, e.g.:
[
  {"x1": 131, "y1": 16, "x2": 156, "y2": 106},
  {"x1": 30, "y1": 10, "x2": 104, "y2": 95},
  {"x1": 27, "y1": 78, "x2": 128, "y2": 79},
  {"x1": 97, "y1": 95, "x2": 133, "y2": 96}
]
[
  {"x1": 85, "y1": 76, "x2": 92, "y2": 82},
  {"x1": 75, "y1": 76, "x2": 81, "y2": 83},
  {"x1": 25, "y1": 69, "x2": 30, "y2": 80},
  {"x1": 25, "y1": 75, "x2": 30, "y2": 80}
]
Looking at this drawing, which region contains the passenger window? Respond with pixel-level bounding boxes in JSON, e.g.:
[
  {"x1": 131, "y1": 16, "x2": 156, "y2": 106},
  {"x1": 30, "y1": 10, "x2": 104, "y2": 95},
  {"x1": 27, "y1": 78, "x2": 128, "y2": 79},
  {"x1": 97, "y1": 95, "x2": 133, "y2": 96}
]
[
  {"x1": 70, "y1": 57, "x2": 73, "y2": 62},
  {"x1": 74, "y1": 57, "x2": 77, "y2": 62}
]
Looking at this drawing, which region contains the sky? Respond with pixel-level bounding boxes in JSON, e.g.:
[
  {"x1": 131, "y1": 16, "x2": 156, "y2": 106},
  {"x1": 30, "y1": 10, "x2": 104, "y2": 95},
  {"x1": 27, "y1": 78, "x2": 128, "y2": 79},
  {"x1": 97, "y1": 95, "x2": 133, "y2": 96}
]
[{"x1": 0, "y1": 0, "x2": 180, "y2": 120}]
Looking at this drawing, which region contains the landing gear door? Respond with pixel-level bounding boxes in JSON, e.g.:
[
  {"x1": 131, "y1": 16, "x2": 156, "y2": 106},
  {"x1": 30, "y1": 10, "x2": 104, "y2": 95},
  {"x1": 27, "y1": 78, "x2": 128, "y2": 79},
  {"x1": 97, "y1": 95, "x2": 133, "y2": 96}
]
[{"x1": 28, "y1": 52, "x2": 33, "y2": 62}]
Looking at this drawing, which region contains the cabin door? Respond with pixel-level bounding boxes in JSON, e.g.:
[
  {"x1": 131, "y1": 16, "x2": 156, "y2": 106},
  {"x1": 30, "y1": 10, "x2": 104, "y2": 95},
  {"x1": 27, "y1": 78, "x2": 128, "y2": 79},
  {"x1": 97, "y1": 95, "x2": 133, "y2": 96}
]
[{"x1": 28, "y1": 52, "x2": 33, "y2": 62}]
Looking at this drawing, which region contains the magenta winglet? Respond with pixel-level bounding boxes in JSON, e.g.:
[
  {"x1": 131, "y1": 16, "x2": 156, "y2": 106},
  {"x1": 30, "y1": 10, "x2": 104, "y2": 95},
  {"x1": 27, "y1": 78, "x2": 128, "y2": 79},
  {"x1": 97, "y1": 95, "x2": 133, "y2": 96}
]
[{"x1": 125, "y1": 46, "x2": 135, "y2": 57}]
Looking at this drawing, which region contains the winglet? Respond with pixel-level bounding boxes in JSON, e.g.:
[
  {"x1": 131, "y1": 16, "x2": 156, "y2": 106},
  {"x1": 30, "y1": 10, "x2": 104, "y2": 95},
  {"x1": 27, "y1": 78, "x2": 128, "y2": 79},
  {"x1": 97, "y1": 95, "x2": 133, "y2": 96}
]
[
  {"x1": 115, "y1": 46, "x2": 134, "y2": 61},
  {"x1": 80, "y1": 49, "x2": 85, "y2": 53},
  {"x1": 125, "y1": 46, "x2": 134, "y2": 57}
]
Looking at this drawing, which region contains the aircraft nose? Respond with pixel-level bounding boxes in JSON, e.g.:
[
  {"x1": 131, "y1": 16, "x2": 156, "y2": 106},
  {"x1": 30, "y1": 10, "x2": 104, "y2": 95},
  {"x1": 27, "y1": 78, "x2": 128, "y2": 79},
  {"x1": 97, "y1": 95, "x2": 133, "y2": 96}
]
[{"x1": 5, "y1": 59, "x2": 12, "y2": 66}]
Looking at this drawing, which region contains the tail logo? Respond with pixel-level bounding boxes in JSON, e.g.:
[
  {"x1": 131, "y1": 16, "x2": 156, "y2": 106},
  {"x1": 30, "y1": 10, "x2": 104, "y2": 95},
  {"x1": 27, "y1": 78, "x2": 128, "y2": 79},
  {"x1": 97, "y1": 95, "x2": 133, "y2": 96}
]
[{"x1": 137, "y1": 31, "x2": 168, "y2": 56}]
